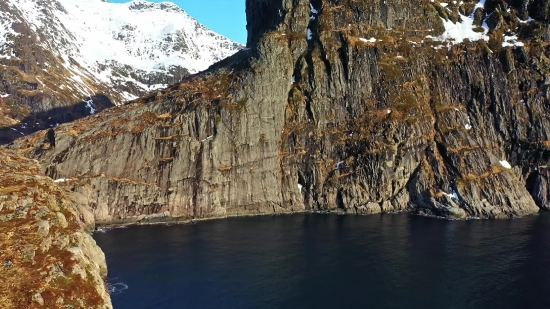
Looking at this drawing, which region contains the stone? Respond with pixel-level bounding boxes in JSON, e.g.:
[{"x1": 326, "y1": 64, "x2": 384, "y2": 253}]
[
  {"x1": 3, "y1": 260, "x2": 13, "y2": 271},
  {"x1": 39, "y1": 236, "x2": 52, "y2": 253},
  {"x1": 37, "y1": 220, "x2": 50, "y2": 237},
  {"x1": 56, "y1": 212, "x2": 68, "y2": 229},
  {"x1": 32, "y1": 292, "x2": 44, "y2": 306}
]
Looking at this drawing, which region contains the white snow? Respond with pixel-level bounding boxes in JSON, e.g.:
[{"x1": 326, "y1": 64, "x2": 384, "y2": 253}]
[
  {"x1": 427, "y1": 1, "x2": 489, "y2": 45},
  {"x1": 465, "y1": 116, "x2": 472, "y2": 130},
  {"x1": 474, "y1": 0, "x2": 486, "y2": 10},
  {"x1": 54, "y1": 178, "x2": 71, "y2": 183},
  {"x1": 298, "y1": 183, "x2": 303, "y2": 191},
  {"x1": 443, "y1": 190, "x2": 460, "y2": 201},
  {"x1": 336, "y1": 161, "x2": 344, "y2": 170},
  {"x1": 499, "y1": 160, "x2": 512, "y2": 169},
  {"x1": 45, "y1": 0, "x2": 240, "y2": 73},
  {"x1": 0, "y1": 93, "x2": 10, "y2": 98},
  {"x1": 201, "y1": 135, "x2": 214, "y2": 142},
  {"x1": 0, "y1": 8, "x2": 20, "y2": 58},
  {"x1": 360, "y1": 37, "x2": 377, "y2": 43},
  {"x1": 502, "y1": 35, "x2": 524, "y2": 47},
  {"x1": 307, "y1": 29, "x2": 313, "y2": 40}
]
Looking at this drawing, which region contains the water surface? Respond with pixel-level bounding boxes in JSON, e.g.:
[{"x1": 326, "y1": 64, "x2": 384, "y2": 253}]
[{"x1": 94, "y1": 213, "x2": 550, "y2": 309}]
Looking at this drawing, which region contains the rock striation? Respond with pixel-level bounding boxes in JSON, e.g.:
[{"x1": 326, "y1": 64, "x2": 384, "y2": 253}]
[
  {"x1": 7, "y1": 0, "x2": 550, "y2": 222},
  {"x1": 0, "y1": 149, "x2": 111, "y2": 308}
]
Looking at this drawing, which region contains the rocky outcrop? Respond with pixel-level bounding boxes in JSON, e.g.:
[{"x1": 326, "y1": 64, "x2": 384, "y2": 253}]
[
  {"x1": 0, "y1": 149, "x2": 111, "y2": 308},
  {"x1": 7, "y1": 0, "x2": 550, "y2": 222}
]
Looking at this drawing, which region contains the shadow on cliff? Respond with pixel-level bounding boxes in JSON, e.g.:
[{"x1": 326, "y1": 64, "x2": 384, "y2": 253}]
[{"x1": 0, "y1": 94, "x2": 114, "y2": 145}]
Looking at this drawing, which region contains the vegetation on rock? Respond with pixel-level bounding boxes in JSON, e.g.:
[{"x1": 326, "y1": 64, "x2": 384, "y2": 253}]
[{"x1": 0, "y1": 149, "x2": 111, "y2": 308}]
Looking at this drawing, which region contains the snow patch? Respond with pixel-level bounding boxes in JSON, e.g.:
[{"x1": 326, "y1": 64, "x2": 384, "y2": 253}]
[
  {"x1": 443, "y1": 189, "x2": 460, "y2": 201},
  {"x1": 502, "y1": 35, "x2": 524, "y2": 47},
  {"x1": 54, "y1": 178, "x2": 71, "y2": 183},
  {"x1": 465, "y1": 116, "x2": 472, "y2": 130},
  {"x1": 0, "y1": 9, "x2": 20, "y2": 58},
  {"x1": 499, "y1": 160, "x2": 512, "y2": 169},
  {"x1": 427, "y1": 1, "x2": 489, "y2": 45},
  {"x1": 360, "y1": 37, "x2": 377, "y2": 43}
]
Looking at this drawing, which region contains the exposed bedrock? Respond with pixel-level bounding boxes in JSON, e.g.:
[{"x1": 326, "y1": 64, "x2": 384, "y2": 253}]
[{"x1": 8, "y1": 0, "x2": 550, "y2": 222}]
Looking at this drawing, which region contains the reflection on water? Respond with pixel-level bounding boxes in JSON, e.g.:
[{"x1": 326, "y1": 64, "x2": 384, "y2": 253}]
[{"x1": 94, "y1": 212, "x2": 550, "y2": 309}]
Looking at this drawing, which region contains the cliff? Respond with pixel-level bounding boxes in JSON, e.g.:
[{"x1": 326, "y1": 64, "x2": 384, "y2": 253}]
[
  {"x1": 7, "y1": 0, "x2": 550, "y2": 222},
  {"x1": 0, "y1": 149, "x2": 111, "y2": 308}
]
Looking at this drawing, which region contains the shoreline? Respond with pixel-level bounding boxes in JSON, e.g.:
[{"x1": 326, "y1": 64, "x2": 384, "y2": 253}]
[
  {"x1": 92, "y1": 208, "x2": 549, "y2": 232},
  {"x1": 94, "y1": 209, "x2": 314, "y2": 230}
]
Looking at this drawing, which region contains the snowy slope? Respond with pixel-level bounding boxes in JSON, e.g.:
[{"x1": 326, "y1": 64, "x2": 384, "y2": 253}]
[{"x1": 0, "y1": 0, "x2": 243, "y2": 101}]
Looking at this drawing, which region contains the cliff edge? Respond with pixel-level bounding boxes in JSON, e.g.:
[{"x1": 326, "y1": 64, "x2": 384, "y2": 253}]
[{"x1": 0, "y1": 149, "x2": 111, "y2": 308}]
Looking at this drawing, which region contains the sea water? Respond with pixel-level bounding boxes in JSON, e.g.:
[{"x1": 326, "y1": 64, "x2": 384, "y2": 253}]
[{"x1": 94, "y1": 212, "x2": 550, "y2": 309}]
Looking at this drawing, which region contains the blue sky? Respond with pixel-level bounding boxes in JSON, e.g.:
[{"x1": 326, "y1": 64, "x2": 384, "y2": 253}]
[{"x1": 110, "y1": 0, "x2": 247, "y2": 44}]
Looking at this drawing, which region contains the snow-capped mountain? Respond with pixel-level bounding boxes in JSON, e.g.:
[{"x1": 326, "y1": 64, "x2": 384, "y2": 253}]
[
  {"x1": 1, "y1": 0, "x2": 242, "y2": 100},
  {"x1": 0, "y1": 0, "x2": 243, "y2": 143}
]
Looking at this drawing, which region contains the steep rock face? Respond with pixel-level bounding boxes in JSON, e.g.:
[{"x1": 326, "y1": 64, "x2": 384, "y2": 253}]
[
  {"x1": 0, "y1": 149, "x2": 111, "y2": 308},
  {"x1": 8, "y1": 0, "x2": 550, "y2": 222},
  {"x1": 0, "y1": 0, "x2": 242, "y2": 144}
]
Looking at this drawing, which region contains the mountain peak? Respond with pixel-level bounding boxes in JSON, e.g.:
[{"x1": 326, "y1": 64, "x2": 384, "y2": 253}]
[
  {"x1": 0, "y1": 0, "x2": 243, "y2": 142},
  {"x1": 126, "y1": 1, "x2": 184, "y2": 13}
]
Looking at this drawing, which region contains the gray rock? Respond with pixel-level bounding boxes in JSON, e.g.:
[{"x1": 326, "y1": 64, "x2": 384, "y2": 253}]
[
  {"x1": 32, "y1": 293, "x2": 44, "y2": 306},
  {"x1": 3, "y1": 260, "x2": 13, "y2": 271},
  {"x1": 56, "y1": 212, "x2": 68, "y2": 229},
  {"x1": 37, "y1": 220, "x2": 50, "y2": 237}
]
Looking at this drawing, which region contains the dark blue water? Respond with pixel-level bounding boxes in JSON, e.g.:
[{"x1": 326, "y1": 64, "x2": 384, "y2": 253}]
[{"x1": 94, "y1": 213, "x2": 550, "y2": 309}]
